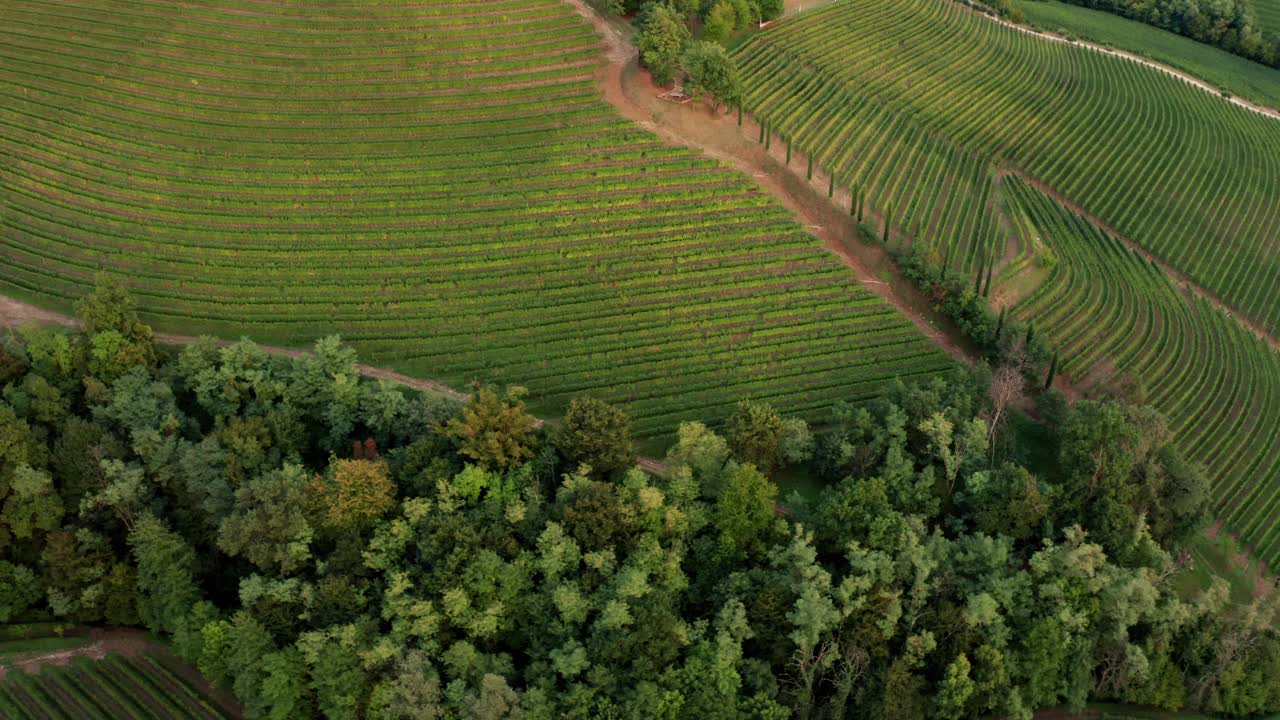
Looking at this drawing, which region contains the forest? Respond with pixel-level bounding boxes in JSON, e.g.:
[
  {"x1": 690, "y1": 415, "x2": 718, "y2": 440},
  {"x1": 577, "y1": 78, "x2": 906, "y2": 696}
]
[{"x1": 2, "y1": 282, "x2": 1277, "y2": 719}]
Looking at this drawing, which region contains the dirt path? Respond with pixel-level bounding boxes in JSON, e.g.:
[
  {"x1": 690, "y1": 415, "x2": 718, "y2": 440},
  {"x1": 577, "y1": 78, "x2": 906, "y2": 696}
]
[
  {"x1": 0, "y1": 295, "x2": 470, "y2": 403},
  {"x1": 1, "y1": 628, "x2": 157, "y2": 680},
  {"x1": 1, "y1": 295, "x2": 683, "y2": 472},
  {"x1": 564, "y1": 0, "x2": 977, "y2": 367},
  {"x1": 964, "y1": 0, "x2": 1280, "y2": 121}
]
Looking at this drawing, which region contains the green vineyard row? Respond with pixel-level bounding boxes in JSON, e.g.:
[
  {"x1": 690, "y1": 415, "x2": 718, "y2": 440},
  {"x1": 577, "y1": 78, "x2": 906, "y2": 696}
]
[
  {"x1": 0, "y1": 0, "x2": 953, "y2": 437},
  {"x1": 733, "y1": 0, "x2": 1280, "y2": 334}
]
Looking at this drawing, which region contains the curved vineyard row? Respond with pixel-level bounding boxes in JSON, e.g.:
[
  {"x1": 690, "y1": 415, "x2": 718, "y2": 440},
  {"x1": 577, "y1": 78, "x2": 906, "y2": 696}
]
[
  {"x1": 0, "y1": 654, "x2": 235, "y2": 719},
  {"x1": 1006, "y1": 177, "x2": 1280, "y2": 566},
  {"x1": 733, "y1": 0, "x2": 1280, "y2": 335},
  {"x1": 0, "y1": 0, "x2": 953, "y2": 437}
]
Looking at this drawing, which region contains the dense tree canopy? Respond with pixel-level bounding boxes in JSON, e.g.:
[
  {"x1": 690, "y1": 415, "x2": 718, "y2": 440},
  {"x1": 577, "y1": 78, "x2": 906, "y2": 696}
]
[{"x1": 0, "y1": 287, "x2": 1275, "y2": 719}]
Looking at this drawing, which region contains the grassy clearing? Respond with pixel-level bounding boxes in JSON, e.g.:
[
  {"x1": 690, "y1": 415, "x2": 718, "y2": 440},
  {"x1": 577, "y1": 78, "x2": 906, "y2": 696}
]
[
  {"x1": 0, "y1": 0, "x2": 952, "y2": 439},
  {"x1": 1015, "y1": 0, "x2": 1280, "y2": 109},
  {"x1": 1175, "y1": 534, "x2": 1265, "y2": 606}
]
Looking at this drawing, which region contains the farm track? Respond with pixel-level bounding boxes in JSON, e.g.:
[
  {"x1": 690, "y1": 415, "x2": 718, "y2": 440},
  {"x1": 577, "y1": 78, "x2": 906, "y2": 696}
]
[
  {"x1": 563, "y1": 0, "x2": 977, "y2": 368},
  {"x1": 0, "y1": 295, "x2": 469, "y2": 402},
  {"x1": 0, "y1": 628, "x2": 242, "y2": 718}
]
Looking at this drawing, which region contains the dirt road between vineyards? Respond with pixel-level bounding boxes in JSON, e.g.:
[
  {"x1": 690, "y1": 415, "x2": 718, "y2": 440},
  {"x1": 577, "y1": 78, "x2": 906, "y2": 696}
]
[
  {"x1": 0, "y1": 627, "x2": 243, "y2": 716},
  {"x1": 0, "y1": 629, "x2": 153, "y2": 681},
  {"x1": 565, "y1": 0, "x2": 1280, "y2": 376},
  {"x1": 562, "y1": 0, "x2": 978, "y2": 368}
]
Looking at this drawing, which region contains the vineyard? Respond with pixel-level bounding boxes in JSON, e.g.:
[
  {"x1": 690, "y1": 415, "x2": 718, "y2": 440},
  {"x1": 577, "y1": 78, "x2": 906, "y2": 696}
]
[
  {"x1": 1013, "y1": 0, "x2": 1280, "y2": 109},
  {"x1": 733, "y1": 0, "x2": 1280, "y2": 334},
  {"x1": 0, "y1": 0, "x2": 952, "y2": 437},
  {"x1": 1005, "y1": 178, "x2": 1280, "y2": 566},
  {"x1": 1251, "y1": 0, "x2": 1280, "y2": 37},
  {"x1": 0, "y1": 654, "x2": 236, "y2": 719}
]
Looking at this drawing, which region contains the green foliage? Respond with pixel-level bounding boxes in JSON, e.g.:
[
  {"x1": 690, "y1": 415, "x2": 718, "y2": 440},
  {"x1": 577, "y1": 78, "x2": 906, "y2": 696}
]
[
  {"x1": 0, "y1": 560, "x2": 40, "y2": 622},
  {"x1": 217, "y1": 464, "x2": 314, "y2": 575},
  {"x1": 1, "y1": 276, "x2": 1271, "y2": 720},
  {"x1": 2, "y1": 465, "x2": 63, "y2": 540},
  {"x1": 1046, "y1": 0, "x2": 1277, "y2": 67},
  {"x1": 556, "y1": 396, "x2": 635, "y2": 477},
  {"x1": 714, "y1": 463, "x2": 780, "y2": 555},
  {"x1": 726, "y1": 400, "x2": 787, "y2": 472},
  {"x1": 703, "y1": 2, "x2": 737, "y2": 44},
  {"x1": 129, "y1": 515, "x2": 202, "y2": 636},
  {"x1": 445, "y1": 387, "x2": 536, "y2": 472},
  {"x1": 639, "y1": 3, "x2": 692, "y2": 85},
  {"x1": 681, "y1": 40, "x2": 743, "y2": 109}
]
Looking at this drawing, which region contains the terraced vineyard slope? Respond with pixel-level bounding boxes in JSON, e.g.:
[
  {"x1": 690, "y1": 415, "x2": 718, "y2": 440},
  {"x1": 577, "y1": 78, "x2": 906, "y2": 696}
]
[
  {"x1": 734, "y1": 0, "x2": 1280, "y2": 334},
  {"x1": 0, "y1": 0, "x2": 952, "y2": 437},
  {"x1": 1005, "y1": 178, "x2": 1280, "y2": 566},
  {"x1": 0, "y1": 654, "x2": 236, "y2": 719}
]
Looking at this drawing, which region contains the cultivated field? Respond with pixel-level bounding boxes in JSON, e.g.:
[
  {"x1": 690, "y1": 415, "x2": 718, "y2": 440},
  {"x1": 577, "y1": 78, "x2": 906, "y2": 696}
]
[
  {"x1": 734, "y1": 0, "x2": 1280, "y2": 562},
  {"x1": 1006, "y1": 177, "x2": 1280, "y2": 566},
  {"x1": 0, "y1": 0, "x2": 951, "y2": 436},
  {"x1": 0, "y1": 654, "x2": 235, "y2": 719},
  {"x1": 734, "y1": 0, "x2": 1280, "y2": 334},
  {"x1": 1014, "y1": 0, "x2": 1280, "y2": 109}
]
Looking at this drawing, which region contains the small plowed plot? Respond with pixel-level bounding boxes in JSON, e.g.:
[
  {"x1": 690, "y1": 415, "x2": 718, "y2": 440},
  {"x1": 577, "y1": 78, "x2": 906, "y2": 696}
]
[{"x1": 0, "y1": 0, "x2": 952, "y2": 437}]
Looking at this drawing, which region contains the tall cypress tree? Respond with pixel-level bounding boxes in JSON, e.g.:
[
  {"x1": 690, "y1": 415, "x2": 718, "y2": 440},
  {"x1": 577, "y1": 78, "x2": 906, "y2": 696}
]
[
  {"x1": 982, "y1": 257, "x2": 995, "y2": 297},
  {"x1": 828, "y1": 173, "x2": 834, "y2": 197},
  {"x1": 786, "y1": 138, "x2": 792, "y2": 164},
  {"x1": 883, "y1": 211, "x2": 891, "y2": 244},
  {"x1": 806, "y1": 155, "x2": 813, "y2": 180},
  {"x1": 974, "y1": 255, "x2": 986, "y2": 294},
  {"x1": 995, "y1": 305, "x2": 1006, "y2": 340},
  {"x1": 1045, "y1": 352, "x2": 1059, "y2": 389}
]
